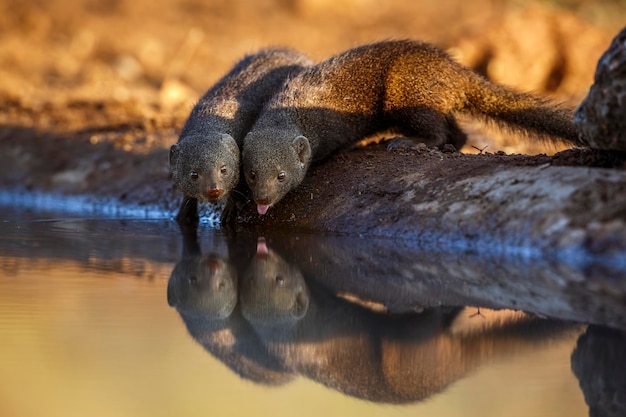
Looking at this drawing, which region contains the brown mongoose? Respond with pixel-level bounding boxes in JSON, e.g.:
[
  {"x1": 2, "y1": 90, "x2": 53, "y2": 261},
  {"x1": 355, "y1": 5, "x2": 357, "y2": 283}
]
[
  {"x1": 241, "y1": 39, "x2": 589, "y2": 215},
  {"x1": 169, "y1": 48, "x2": 312, "y2": 223}
]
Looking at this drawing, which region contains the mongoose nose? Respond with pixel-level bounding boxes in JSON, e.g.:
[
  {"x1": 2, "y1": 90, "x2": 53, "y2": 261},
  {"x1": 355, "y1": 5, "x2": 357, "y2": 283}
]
[
  {"x1": 255, "y1": 198, "x2": 271, "y2": 215},
  {"x1": 207, "y1": 188, "x2": 222, "y2": 198},
  {"x1": 206, "y1": 255, "x2": 221, "y2": 271}
]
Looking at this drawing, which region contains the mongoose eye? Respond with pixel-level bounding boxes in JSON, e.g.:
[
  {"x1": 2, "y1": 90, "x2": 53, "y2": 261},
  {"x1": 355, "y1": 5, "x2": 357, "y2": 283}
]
[
  {"x1": 220, "y1": 165, "x2": 228, "y2": 175},
  {"x1": 275, "y1": 276, "x2": 285, "y2": 286},
  {"x1": 249, "y1": 171, "x2": 256, "y2": 181},
  {"x1": 277, "y1": 171, "x2": 286, "y2": 182},
  {"x1": 190, "y1": 171, "x2": 199, "y2": 181}
]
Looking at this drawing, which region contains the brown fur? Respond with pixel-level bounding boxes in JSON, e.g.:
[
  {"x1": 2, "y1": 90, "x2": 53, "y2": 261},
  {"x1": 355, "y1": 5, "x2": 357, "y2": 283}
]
[{"x1": 242, "y1": 40, "x2": 587, "y2": 214}]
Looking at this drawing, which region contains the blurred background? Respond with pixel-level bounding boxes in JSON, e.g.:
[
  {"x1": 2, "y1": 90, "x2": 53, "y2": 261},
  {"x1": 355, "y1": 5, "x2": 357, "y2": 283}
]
[{"x1": 0, "y1": 0, "x2": 624, "y2": 152}]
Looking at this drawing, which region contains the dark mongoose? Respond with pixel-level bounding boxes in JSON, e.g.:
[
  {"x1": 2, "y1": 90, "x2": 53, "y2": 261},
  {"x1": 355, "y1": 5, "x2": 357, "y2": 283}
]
[
  {"x1": 167, "y1": 226, "x2": 294, "y2": 384},
  {"x1": 241, "y1": 39, "x2": 589, "y2": 215},
  {"x1": 169, "y1": 48, "x2": 312, "y2": 223},
  {"x1": 238, "y1": 238, "x2": 576, "y2": 403}
]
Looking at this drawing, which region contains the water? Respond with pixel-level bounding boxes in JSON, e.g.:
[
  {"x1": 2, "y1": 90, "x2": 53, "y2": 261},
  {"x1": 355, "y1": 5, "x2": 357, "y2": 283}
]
[{"x1": 1, "y1": 203, "x2": 625, "y2": 417}]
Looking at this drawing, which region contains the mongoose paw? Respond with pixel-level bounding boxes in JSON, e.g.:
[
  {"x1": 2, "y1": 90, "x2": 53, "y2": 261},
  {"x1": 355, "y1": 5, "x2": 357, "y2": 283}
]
[
  {"x1": 386, "y1": 136, "x2": 430, "y2": 151},
  {"x1": 175, "y1": 196, "x2": 199, "y2": 226}
]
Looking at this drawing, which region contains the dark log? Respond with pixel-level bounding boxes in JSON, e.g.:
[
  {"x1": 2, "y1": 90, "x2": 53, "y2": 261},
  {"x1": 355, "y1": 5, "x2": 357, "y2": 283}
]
[{"x1": 233, "y1": 144, "x2": 626, "y2": 265}]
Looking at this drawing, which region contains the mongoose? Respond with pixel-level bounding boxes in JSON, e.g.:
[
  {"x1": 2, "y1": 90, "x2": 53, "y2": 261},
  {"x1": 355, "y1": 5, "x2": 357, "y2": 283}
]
[
  {"x1": 169, "y1": 48, "x2": 312, "y2": 223},
  {"x1": 241, "y1": 39, "x2": 588, "y2": 215},
  {"x1": 238, "y1": 237, "x2": 576, "y2": 403},
  {"x1": 167, "y1": 227, "x2": 294, "y2": 385}
]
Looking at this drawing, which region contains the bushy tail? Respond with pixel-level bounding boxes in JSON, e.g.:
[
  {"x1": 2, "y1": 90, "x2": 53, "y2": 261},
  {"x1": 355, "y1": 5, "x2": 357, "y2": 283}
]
[{"x1": 462, "y1": 73, "x2": 588, "y2": 147}]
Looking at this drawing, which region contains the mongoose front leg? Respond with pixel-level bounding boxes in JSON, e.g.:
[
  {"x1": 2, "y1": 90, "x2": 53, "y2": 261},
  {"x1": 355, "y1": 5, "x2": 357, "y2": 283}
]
[{"x1": 175, "y1": 195, "x2": 199, "y2": 226}]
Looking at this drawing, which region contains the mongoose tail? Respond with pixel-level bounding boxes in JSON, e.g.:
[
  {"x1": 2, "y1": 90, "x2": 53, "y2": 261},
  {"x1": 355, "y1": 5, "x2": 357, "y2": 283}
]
[
  {"x1": 463, "y1": 74, "x2": 587, "y2": 147},
  {"x1": 241, "y1": 40, "x2": 592, "y2": 217}
]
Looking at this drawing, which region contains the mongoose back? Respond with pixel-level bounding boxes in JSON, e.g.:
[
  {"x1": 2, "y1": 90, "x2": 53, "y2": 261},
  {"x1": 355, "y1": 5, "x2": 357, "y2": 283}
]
[
  {"x1": 169, "y1": 48, "x2": 312, "y2": 223},
  {"x1": 242, "y1": 40, "x2": 588, "y2": 215}
]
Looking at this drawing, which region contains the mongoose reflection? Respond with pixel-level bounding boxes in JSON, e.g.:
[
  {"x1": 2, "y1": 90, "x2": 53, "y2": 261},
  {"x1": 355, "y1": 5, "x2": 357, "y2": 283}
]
[
  {"x1": 242, "y1": 39, "x2": 589, "y2": 215},
  {"x1": 167, "y1": 227, "x2": 294, "y2": 385},
  {"x1": 237, "y1": 237, "x2": 580, "y2": 403},
  {"x1": 167, "y1": 224, "x2": 239, "y2": 319},
  {"x1": 169, "y1": 48, "x2": 312, "y2": 223}
]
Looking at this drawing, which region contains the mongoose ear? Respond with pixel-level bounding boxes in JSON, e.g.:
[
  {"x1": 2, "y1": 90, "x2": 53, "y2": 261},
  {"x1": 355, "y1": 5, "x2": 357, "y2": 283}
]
[
  {"x1": 220, "y1": 133, "x2": 239, "y2": 156},
  {"x1": 166, "y1": 276, "x2": 178, "y2": 307},
  {"x1": 291, "y1": 289, "x2": 309, "y2": 319},
  {"x1": 292, "y1": 135, "x2": 311, "y2": 166},
  {"x1": 220, "y1": 133, "x2": 234, "y2": 141},
  {"x1": 169, "y1": 143, "x2": 180, "y2": 168}
]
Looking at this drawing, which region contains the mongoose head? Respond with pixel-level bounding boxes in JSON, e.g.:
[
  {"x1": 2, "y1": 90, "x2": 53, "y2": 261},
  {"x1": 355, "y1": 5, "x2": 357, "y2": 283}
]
[
  {"x1": 240, "y1": 237, "x2": 309, "y2": 323},
  {"x1": 167, "y1": 253, "x2": 238, "y2": 319},
  {"x1": 242, "y1": 130, "x2": 312, "y2": 215},
  {"x1": 169, "y1": 133, "x2": 239, "y2": 203}
]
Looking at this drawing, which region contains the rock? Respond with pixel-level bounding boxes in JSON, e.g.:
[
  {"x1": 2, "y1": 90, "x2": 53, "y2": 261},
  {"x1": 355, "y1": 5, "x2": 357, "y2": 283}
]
[{"x1": 575, "y1": 27, "x2": 626, "y2": 151}]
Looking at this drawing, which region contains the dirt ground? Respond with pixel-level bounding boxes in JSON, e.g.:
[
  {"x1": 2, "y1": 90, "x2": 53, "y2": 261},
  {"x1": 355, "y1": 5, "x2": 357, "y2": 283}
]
[{"x1": 0, "y1": 0, "x2": 625, "y2": 226}]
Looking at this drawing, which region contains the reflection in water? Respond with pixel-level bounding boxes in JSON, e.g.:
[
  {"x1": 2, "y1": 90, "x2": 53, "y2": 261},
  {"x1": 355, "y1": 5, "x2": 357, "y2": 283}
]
[
  {"x1": 240, "y1": 237, "x2": 310, "y2": 323},
  {"x1": 572, "y1": 326, "x2": 626, "y2": 417},
  {"x1": 167, "y1": 226, "x2": 294, "y2": 385},
  {"x1": 167, "y1": 229, "x2": 238, "y2": 319},
  {"x1": 165, "y1": 226, "x2": 626, "y2": 405},
  {"x1": 2, "y1": 210, "x2": 623, "y2": 416},
  {"x1": 262, "y1": 233, "x2": 626, "y2": 330}
]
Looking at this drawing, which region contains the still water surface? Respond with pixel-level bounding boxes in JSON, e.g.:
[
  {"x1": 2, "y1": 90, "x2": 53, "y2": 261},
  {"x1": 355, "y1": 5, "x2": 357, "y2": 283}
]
[{"x1": 1, "y1": 205, "x2": 625, "y2": 417}]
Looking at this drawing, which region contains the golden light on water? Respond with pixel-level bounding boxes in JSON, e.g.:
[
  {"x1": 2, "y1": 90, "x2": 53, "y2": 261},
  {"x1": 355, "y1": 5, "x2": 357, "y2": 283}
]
[{"x1": 0, "y1": 257, "x2": 588, "y2": 417}]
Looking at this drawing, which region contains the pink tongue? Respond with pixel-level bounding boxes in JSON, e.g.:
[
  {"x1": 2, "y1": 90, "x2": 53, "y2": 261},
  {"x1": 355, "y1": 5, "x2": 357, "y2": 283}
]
[
  {"x1": 256, "y1": 237, "x2": 269, "y2": 255},
  {"x1": 257, "y1": 204, "x2": 270, "y2": 215}
]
